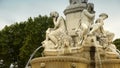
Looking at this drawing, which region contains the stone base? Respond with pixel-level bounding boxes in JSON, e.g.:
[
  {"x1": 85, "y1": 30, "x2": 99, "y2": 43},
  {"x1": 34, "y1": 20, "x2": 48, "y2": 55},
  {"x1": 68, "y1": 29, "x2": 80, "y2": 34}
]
[
  {"x1": 31, "y1": 56, "x2": 89, "y2": 68},
  {"x1": 31, "y1": 56, "x2": 120, "y2": 68},
  {"x1": 44, "y1": 45, "x2": 119, "y2": 59},
  {"x1": 43, "y1": 47, "x2": 83, "y2": 56},
  {"x1": 101, "y1": 59, "x2": 120, "y2": 68}
]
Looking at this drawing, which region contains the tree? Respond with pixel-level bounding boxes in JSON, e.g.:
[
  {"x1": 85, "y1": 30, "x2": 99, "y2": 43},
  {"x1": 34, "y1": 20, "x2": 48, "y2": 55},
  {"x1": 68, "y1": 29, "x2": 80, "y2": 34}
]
[
  {"x1": 0, "y1": 15, "x2": 53, "y2": 68},
  {"x1": 113, "y1": 38, "x2": 120, "y2": 50}
]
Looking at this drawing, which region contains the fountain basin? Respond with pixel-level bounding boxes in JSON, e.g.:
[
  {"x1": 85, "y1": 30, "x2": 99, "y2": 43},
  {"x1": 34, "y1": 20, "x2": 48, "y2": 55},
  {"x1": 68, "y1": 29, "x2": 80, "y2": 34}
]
[
  {"x1": 31, "y1": 56, "x2": 120, "y2": 68},
  {"x1": 31, "y1": 56, "x2": 89, "y2": 68}
]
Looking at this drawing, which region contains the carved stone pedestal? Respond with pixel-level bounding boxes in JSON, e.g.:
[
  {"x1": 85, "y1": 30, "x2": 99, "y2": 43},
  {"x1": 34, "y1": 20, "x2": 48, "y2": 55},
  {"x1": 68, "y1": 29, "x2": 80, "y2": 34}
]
[
  {"x1": 31, "y1": 45, "x2": 120, "y2": 68},
  {"x1": 31, "y1": 56, "x2": 89, "y2": 68},
  {"x1": 31, "y1": 56, "x2": 120, "y2": 68},
  {"x1": 64, "y1": 3, "x2": 87, "y2": 35},
  {"x1": 101, "y1": 59, "x2": 120, "y2": 68}
]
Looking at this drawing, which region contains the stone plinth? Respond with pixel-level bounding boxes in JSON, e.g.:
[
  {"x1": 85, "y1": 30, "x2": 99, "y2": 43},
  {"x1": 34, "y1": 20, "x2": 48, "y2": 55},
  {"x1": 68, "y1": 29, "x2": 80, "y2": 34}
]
[
  {"x1": 31, "y1": 56, "x2": 120, "y2": 68},
  {"x1": 31, "y1": 45, "x2": 120, "y2": 68},
  {"x1": 100, "y1": 59, "x2": 120, "y2": 68},
  {"x1": 64, "y1": 3, "x2": 87, "y2": 35},
  {"x1": 31, "y1": 56, "x2": 89, "y2": 68},
  {"x1": 43, "y1": 47, "x2": 83, "y2": 56}
]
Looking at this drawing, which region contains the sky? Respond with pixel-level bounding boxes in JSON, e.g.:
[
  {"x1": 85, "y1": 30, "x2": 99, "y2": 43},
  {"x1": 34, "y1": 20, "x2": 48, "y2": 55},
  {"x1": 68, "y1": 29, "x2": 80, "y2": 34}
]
[{"x1": 0, "y1": 0, "x2": 120, "y2": 39}]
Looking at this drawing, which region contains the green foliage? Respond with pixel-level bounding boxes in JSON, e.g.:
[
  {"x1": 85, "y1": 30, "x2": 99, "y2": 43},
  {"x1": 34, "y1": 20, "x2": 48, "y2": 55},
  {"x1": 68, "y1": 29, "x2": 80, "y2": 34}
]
[
  {"x1": 113, "y1": 38, "x2": 120, "y2": 50},
  {"x1": 0, "y1": 15, "x2": 53, "y2": 67}
]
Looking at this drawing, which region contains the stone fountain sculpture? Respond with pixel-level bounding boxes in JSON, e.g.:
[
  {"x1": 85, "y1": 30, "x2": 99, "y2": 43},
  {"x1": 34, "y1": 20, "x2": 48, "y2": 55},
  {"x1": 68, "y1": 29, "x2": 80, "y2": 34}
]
[{"x1": 30, "y1": 0, "x2": 120, "y2": 68}]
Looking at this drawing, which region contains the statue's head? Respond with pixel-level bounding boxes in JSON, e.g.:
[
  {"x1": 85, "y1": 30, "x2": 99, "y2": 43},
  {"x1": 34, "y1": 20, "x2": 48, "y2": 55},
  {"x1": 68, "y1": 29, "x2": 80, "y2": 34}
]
[
  {"x1": 50, "y1": 11, "x2": 59, "y2": 18},
  {"x1": 87, "y1": 3, "x2": 95, "y2": 13},
  {"x1": 81, "y1": 0, "x2": 88, "y2": 3},
  {"x1": 99, "y1": 13, "x2": 108, "y2": 20}
]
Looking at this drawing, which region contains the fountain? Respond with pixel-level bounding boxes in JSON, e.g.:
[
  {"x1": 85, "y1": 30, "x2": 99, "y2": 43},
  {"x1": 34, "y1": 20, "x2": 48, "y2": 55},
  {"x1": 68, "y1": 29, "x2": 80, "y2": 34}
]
[{"x1": 30, "y1": 0, "x2": 120, "y2": 68}]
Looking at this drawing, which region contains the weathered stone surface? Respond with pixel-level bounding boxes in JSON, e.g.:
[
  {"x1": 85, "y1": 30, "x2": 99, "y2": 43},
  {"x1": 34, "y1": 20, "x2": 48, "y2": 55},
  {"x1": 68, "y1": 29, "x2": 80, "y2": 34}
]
[{"x1": 30, "y1": 0, "x2": 120, "y2": 68}]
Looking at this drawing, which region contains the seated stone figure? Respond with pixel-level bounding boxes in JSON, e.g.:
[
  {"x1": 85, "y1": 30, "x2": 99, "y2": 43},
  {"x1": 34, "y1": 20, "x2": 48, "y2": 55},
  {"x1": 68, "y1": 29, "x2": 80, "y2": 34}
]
[
  {"x1": 75, "y1": 3, "x2": 95, "y2": 45},
  {"x1": 89, "y1": 13, "x2": 108, "y2": 35},
  {"x1": 88, "y1": 13, "x2": 119, "y2": 56},
  {"x1": 89, "y1": 13, "x2": 114, "y2": 46},
  {"x1": 105, "y1": 43, "x2": 120, "y2": 58},
  {"x1": 42, "y1": 11, "x2": 73, "y2": 49}
]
